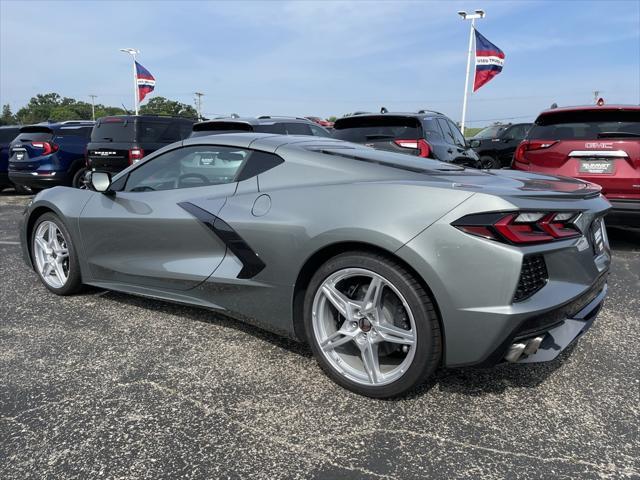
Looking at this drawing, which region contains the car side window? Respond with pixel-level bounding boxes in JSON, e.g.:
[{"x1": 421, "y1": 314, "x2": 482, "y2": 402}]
[
  {"x1": 285, "y1": 123, "x2": 312, "y2": 135},
  {"x1": 309, "y1": 124, "x2": 332, "y2": 137},
  {"x1": 422, "y1": 118, "x2": 444, "y2": 141},
  {"x1": 446, "y1": 120, "x2": 467, "y2": 147},
  {"x1": 436, "y1": 118, "x2": 455, "y2": 145},
  {"x1": 124, "y1": 145, "x2": 248, "y2": 192}
]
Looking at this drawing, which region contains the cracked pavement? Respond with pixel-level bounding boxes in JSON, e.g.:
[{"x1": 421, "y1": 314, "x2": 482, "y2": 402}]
[{"x1": 1, "y1": 190, "x2": 639, "y2": 479}]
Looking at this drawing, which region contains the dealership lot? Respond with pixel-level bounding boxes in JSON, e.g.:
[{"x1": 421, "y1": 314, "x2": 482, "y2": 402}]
[{"x1": 1, "y1": 192, "x2": 638, "y2": 479}]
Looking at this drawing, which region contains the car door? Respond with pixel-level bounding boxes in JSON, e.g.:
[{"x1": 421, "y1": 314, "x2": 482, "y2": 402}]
[{"x1": 78, "y1": 144, "x2": 253, "y2": 291}]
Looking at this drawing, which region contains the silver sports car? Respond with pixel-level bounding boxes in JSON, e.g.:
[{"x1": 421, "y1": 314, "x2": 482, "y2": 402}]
[{"x1": 20, "y1": 133, "x2": 611, "y2": 397}]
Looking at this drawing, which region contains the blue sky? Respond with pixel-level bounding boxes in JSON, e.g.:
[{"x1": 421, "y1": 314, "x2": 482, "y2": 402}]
[{"x1": 1, "y1": 0, "x2": 638, "y2": 124}]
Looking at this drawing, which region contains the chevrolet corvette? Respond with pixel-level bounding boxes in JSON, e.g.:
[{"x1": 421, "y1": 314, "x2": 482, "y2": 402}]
[{"x1": 21, "y1": 133, "x2": 611, "y2": 397}]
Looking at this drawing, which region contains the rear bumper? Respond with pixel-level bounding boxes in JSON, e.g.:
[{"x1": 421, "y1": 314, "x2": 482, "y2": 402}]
[
  {"x1": 9, "y1": 170, "x2": 72, "y2": 189},
  {"x1": 606, "y1": 199, "x2": 640, "y2": 227},
  {"x1": 485, "y1": 275, "x2": 607, "y2": 365}
]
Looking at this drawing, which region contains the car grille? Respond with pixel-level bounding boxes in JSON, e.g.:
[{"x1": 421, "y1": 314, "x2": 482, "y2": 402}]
[{"x1": 513, "y1": 255, "x2": 548, "y2": 302}]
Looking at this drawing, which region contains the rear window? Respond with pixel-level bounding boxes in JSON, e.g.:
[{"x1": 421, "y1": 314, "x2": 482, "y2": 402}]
[
  {"x1": 530, "y1": 110, "x2": 640, "y2": 140},
  {"x1": 55, "y1": 126, "x2": 93, "y2": 138},
  {"x1": 14, "y1": 129, "x2": 53, "y2": 144},
  {"x1": 191, "y1": 121, "x2": 253, "y2": 138},
  {"x1": 333, "y1": 116, "x2": 421, "y2": 143},
  {"x1": 92, "y1": 118, "x2": 193, "y2": 143},
  {"x1": 283, "y1": 123, "x2": 312, "y2": 135}
]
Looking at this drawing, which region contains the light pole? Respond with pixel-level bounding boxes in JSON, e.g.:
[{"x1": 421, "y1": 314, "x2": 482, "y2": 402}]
[
  {"x1": 120, "y1": 48, "x2": 140, "y2": 115},
  {"x1": 458, "y1": 9, "x2": 485, "y2": 136},
  {"x1": 89, "y1": 95, "x2": 97, "y2": 121}
]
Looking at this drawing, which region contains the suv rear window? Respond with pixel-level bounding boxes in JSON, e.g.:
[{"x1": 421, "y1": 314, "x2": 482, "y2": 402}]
[
  {"x1": 92, "y1": 118, "x2": 193, "y2": 143},
  {"x1": 14, "y1": 127, "x2": 54, "y2": 144},
  {"x1": 530, "y1": 110, "x2": 640, "y2": 140},
  {"x1": 55, "y1": 126, "x2": 93, "y2": 138},
  {"x1": 333, "y1": 116, "x2": 421, "y2": 142}
]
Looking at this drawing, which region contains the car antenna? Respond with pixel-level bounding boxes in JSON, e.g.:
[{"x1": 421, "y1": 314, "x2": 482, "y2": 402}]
[
  {"x1": 380, "y1": 107, "x2": 388, "y2": 114},
  {"x1": 121, "y1": 103, "x2": 132, "y2": 115}
]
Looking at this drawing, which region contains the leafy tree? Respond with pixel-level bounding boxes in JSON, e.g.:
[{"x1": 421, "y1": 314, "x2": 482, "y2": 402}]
[
  {"x1": 139, "y1": 96, "x2": 198, "y2": 119},
  {"x1": 0, "y1": 104, "x2": 16, "y2": 125},
  {"x1": 327, "y1": 116, "x2": 337, "y2": 122}
]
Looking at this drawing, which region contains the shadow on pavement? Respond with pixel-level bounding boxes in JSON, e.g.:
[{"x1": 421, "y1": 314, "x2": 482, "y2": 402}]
[{"x1": 606, "y1": 226, "x2": 640, "y2": 251}]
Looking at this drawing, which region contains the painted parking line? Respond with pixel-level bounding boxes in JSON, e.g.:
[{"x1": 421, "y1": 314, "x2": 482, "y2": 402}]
[{"x1": 0, "y1": 241, "x2": 20, "y2": 245}]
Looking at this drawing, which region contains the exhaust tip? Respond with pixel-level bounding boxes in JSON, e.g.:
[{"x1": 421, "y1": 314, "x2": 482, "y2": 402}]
[{"x1": 505, "y1": 335, "x2": 546, "y2": 362}]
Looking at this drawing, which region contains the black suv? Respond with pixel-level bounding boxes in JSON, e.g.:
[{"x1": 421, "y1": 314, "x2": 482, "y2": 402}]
[
  {"x1": 468, "y1": 123, "x2": 532, "y2": 168},
  {"x1": 86, "y1": 115, "x2": 195, "y2": 175},
  {"x1": 0, "y1": 125, "x2": 20, "y2": 191},
  {"x1": 332, "y1": 111, "x2": 480, "y2": 167},
  {"x1": 191, "y1": 116, "x2": 332, "y2": 138}
]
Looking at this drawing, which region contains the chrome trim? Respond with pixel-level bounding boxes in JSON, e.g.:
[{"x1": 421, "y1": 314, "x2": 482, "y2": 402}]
[{"x1": 568, "y1": 150, "x2": 628, "y2": 158}]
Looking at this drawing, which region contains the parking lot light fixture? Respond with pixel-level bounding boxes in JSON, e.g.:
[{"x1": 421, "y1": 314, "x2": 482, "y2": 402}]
[
  {"x1": 458, "y1": 9, "x2": 486, "y2": 135},
  {"x1": 120, "y1": 48, "x2": 140, "y2": 115}
]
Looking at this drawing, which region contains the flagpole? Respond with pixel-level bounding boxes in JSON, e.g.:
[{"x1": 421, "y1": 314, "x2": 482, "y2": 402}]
[
  {"x1": 120, "y1": 48, "x2": 140, "y2": 115},
  {"x1": 132, "y1": 52, "x2": 139, "y2": 115},
  {"x1": 458, "y1": 10, "x2": 485, "y2": 136}
]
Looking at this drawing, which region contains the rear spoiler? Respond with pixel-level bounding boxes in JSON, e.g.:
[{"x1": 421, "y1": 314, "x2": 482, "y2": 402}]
[{"x1": 19, "y1": 125, "x2": 53, "y2": 134}]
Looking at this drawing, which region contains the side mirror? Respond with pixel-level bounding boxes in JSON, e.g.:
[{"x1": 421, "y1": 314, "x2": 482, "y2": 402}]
[
  {"x1": 469, "y1": 139, "x2": 480, "y2": 148},
  {"x1": 89, "y1": 171, "x2": 112, "y2": 193}
]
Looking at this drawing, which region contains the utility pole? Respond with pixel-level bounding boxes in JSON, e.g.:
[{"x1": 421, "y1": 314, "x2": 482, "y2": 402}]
[
  {"x1": 89, "y1": 95, "x2": 97, "y2": 121},
  {"x1": 194, "y1": 92, "x2": 204, "y2": 120},
  {"x1": 593, "y1": 90, "x2": 600, "y2": 104},
  {"x1": 458, "y1": 9, "x2": 485, "y2": 136}
]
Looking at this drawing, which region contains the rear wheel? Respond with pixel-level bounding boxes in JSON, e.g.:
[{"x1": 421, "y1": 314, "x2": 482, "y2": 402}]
[
  {"x1": 304, "y1": 252, "x2": 441, "y2": 398},
  {"x1": 31, "y1": 212, "x2": 83, "y2": 295},
  {"x1": 480, "y1": 155, "x2": 501, "y2": 169}
]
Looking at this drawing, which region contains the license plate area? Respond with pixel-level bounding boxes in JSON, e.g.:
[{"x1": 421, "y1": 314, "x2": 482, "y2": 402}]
[
  {"x1": 12, "y1": 148, "x2": 27, "y2": 161},
  {"x1": 579, "y1": 159, "x2": 614, "y2": 174}
]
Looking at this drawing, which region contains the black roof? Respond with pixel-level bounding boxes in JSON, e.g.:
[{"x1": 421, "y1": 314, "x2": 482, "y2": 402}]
[{"x1": 96, "y1": 115, "x2": 196, "y2": 123}]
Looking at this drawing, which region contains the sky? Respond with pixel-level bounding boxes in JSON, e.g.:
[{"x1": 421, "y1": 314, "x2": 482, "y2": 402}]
[{"x1": 1, "y1": 0, "x2": 639, "y2": 125}]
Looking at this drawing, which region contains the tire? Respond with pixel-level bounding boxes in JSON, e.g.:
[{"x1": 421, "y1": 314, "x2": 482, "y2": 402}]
[
  {"x1": 480, "y1": 155, "x2": 501, "y2": 169},
  {"x1": 72, "y1": 168, "x2": 87, "y2": 189},
  {"x1": 304, "y1": 251, "x2": 441, "y2": 398},
  {"x1": 30, "y1": 212, "x2": 83, "y2": 295},
  {"x1": 13, "y1": 184, "x2": 33, "y2": 195}
]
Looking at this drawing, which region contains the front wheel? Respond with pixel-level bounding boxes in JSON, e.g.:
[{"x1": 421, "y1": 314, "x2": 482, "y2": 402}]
[
  {"x1": 480, "y1": 155, "x2": 501, "y2": 169},
  {"x1": 304, "y1": 252, "x2": 441, "y2": 398},
  {"x1": 72, "y1": 168, "x2": 88, "y2": 188},
  {"x1": 31, "y1": 212, "x2": 83, "y2": 295}
]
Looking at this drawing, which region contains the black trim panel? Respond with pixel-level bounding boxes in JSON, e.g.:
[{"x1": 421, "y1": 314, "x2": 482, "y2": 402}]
[{"x1": 178, "y1": 201, "x2": 266, "y2": 279}]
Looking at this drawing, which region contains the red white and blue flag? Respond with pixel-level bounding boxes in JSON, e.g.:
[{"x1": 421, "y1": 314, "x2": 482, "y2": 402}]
[
  {"x1": 135, "y1": 61, "x2": 156, "y2": 102},
  {"x1": 474, "y1": 29, "x2": 504, "y2": 92}
]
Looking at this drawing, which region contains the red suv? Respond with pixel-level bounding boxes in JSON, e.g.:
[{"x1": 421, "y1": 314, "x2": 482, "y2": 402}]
[{"x1": 513, "y1": 105, "x2": 640, "y2": 226}]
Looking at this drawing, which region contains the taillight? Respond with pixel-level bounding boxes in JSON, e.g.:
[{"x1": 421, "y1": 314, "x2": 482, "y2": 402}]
[
  {"x1": 394, "y1": 138, "x2": 431, "y2": 158},
  {"x1": 31, "y1": 141, "x2": 59, "y2": 155},
  {"x1": 453, "y1": 211, "x2": 581, "y2": 245},
  {"x1": 128, "y1": 148, "x2": 145, "y2": 164},
  {"x1": 513, "y1": 140, "x2": 557, "y2": 164}
]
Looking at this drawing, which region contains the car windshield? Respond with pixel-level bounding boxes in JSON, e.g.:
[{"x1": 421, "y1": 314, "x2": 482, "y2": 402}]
[
  {"x1": 472, "y1": 125, "x2": 507, "y2": 139},
  {"x1": 529, "y1": 110, "x2": 640, "y2": 140}
]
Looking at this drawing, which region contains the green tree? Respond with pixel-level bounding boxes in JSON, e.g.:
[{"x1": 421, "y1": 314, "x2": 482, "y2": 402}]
[
  {"x1": 327, "y1": 116, "x2": 337, "y2": 122},
  {"x1": 0, "y1": 104, "x2": 16, "y2": 125},
  {"x1": 139, "y1": 96, "x2": 198, "y2": 118}
]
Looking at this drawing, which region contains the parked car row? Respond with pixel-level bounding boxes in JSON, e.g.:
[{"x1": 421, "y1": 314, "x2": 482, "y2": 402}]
[{"x1": 2, "y1": 104, "x2": 638, "y2": 226}]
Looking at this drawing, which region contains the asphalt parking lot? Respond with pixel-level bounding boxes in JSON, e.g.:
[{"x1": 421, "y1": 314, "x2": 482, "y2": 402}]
[{"x1": 1, "y1": 190, "x2": 638, "y2": 480}]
